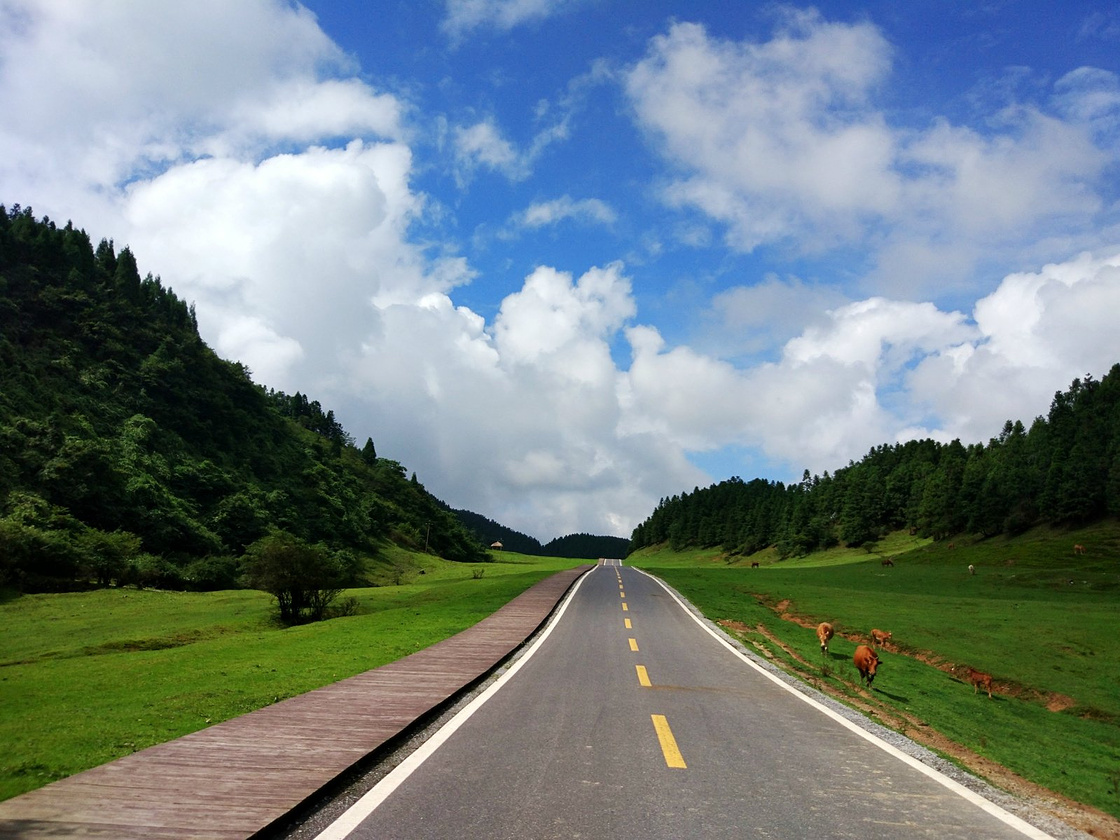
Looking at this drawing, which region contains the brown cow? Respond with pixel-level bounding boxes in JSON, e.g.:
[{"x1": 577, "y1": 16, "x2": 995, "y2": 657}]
[
  {"x1": 751, "y1": 561, "x2": 760, "y2": 568},
  {"x1": 1074, "y1": 544, "x2": 1086, "y2": 555},
  {"x1": 816, "y1": 622, "x2": 834, "y2": 655},
  {"x1": 853, "y1": 645, "x2": 880, "y2": 688},
  {"x1": 954, "y1": 665, "x2": 993, "y2": 699},
  {"x1": 870, "y1": 628, "x2": 892, "y2": 648},
  {"x1": 881, "y1": 557, "x2": 894, "y2": 567}
]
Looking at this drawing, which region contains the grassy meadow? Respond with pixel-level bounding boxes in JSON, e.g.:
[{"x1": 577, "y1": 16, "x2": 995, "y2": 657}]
[
  {"x1": 0, "y1": 550, "x2": 585, "y2": 801},
  {"x1": 628, "y1": 521, "x2": 1120, "y2": 821}
]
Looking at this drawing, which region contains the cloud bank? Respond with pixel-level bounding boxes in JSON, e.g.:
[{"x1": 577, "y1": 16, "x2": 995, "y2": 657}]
[{"x1": 2, "y1": 1, "x2": 1119, "y2": 540}]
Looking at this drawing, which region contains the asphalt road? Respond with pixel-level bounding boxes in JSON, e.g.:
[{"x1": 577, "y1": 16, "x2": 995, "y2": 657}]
[{"x1": 312, "y1": 562, "x2": 1058, "y2": 840}]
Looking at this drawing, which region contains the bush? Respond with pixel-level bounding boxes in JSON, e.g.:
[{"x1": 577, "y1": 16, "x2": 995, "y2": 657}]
[
  {"x1": 128, "y1": 554, "x2": 186, "y2": 590},
  {"x1": 183, "y1": 556, "x2": 241, "y2": 591},
  {"x1": 243, "y1": 531, "x2": 345, "y2": 623}
]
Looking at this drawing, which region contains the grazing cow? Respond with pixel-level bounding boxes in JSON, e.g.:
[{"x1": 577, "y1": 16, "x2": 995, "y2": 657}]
[
  {"x1": 947, "y1": 542, "x2": 956, "y2": 550},
  {"x1": 816, "y1": 622, "x2": 834, "y2": 655},
  {"x1": 881, "y1": 557, "x2": 894, "y2": 567},
  {"x1": 1074, "y1": 544, "x2": 1086, "y2": 555},
  {"x1": 870, "y1": 628, "x2": 892, "y2": 648},
  {"x1": 968, "y1": 564, "x2": 975, "y2": 575},
  {"x1": 853, "y1": 645, "x2": 880, "y2": 688},
  {"x1": 954, "y1": 665, "x2": 993, "y2": 699},
  {"x1": 751, "y1": 561, "x2": 760, "y2": 568}
]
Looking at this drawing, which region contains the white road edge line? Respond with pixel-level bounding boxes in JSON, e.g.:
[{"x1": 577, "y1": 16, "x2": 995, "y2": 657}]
[
  {"x1": 312, "y1": 567, "x2": 597, "y2": 840},
  {"x1": 636, "y1": 568, "x2": 1056, "y2": 840}
]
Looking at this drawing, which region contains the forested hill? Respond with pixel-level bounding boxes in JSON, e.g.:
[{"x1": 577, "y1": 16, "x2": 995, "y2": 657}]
[
  {"x1": 631, "y1": 365, "x2": 1120, "y2": 557},
  {"x1": 0, "y1": 204, "x2": 488, "y2": 592},
  {"x1": 451, "y1": 509, "x2": 631, "y2": 559}
]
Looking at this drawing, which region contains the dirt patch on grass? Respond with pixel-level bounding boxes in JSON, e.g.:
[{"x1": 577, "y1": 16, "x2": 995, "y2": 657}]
[
  {"x1": 717, "y1": 616, "x2": 1120, "y2": 840},
  {"x1": 1046, "y1": 694, "x2": 1079, "y2": 713}
]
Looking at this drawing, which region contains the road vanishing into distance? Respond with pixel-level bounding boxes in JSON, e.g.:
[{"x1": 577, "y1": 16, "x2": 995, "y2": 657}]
[{"x1": 311, "y1": 562, "x2": 1055, "y2": 840}]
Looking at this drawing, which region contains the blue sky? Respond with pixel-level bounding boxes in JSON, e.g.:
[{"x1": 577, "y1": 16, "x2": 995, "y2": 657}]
[{"x1": 2, "y1": 1, "x2": 1120, "y2": 540}]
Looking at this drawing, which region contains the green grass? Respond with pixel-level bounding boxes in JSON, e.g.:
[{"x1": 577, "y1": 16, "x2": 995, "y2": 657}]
[
  {"x1": 629, "y1": 521, "x2": 1120, "y2": 820},
  {"x1": 0, "y1": 550, "x2": 585, "y2": 801}
]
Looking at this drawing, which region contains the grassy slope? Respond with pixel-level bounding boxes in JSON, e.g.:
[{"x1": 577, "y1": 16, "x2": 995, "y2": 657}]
[
  {"x1": 0, "y1": 551, "x2": 584, "y2": 800},
  {"x1": 628, "y1": 521, "x2": 1120, "y2": 821}
]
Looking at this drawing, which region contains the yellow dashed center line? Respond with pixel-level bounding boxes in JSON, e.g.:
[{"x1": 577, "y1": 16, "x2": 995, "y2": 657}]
[
  {"x1": 624, "y1": 618, "x2": 632, "y2": 629},
  {"x1": 628, "y1": 638, "x2": 639, "y2": 652},
  {"x1": 621, "y1": 602, "x2": 628, "y2": 611},
  {"x1": 651, "y1": 715, "x2": 687, "y2": 768},
  {"x1": 635, "y1": 664, "x2": 651, "y2": 686}
]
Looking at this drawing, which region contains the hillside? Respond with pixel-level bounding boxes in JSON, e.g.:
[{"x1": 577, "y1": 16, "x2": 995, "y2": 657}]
[
  {"x1": 631, "y1": 365, "x2": 1120, "y2": 557},
  {"x1": 0, "y1": 204, "x2": 488, "y2": 593},
  {"x1": 451, "y1": 508, "x2": 631, "y2": 559}
]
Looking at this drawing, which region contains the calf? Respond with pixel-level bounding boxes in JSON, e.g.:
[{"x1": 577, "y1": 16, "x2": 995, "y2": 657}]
[
  {"x1": 881, "y1": 557, "x2": 894, "y2": 567},
  {"x1": 870, "y1": 628, "x2": 891, "y2": 648},
  {"x1": 1074, "y1": 544, "x2": 1086, "y2": 555},
  {"x1": 816, "y1": 622, "x2": 834, "y2": 655},
  {"x1": 954, "y1": 665, "x2": 993, "y2": 699},
  {"x1": 853, "y1": 645, "x2": 880, "y2": 688}
]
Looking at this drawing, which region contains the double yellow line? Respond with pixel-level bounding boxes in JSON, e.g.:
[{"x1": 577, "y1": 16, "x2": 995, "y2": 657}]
[{"x1": 619, "y1": 568, "x2": 687, "y2": 770}]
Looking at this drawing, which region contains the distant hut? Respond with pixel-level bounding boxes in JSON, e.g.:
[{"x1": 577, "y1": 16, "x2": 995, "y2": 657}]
[{"x1": 490, "y1": 541, "x2": 503, "y2": 551}]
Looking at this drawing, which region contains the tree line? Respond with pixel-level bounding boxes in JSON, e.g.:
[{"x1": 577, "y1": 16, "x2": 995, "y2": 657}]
[
  {"x1": 0, "y1": 204, "x2": 489, "y2": 604},
  {"x1": 630, "y1": 365, "x2": 1120, "y2": 557},
  {"x1": 451, "y1": 509, "x2": 631, "y2": 559}
]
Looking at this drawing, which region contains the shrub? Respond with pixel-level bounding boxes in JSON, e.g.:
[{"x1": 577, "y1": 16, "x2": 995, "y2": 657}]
[
  {"x1": 183, "y1": 556, "x2": 241, "y2": 591},
  {"x1": 243, "y1": 531, "x2": 345, "y2": 623}
]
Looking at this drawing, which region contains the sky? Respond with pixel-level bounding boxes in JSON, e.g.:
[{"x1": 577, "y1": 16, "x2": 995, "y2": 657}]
[{"x1": 2, "y1": 1, "x2": 1120, "y2": 542}]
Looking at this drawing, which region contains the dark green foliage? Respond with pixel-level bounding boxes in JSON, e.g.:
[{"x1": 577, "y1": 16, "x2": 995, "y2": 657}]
[
  {"x1": 541, "y1": 532, "x2": 631, "y2": 559},
  {"x1": 453, "y1": 509, "x2": 544, "y2": 554},
  {"x1": 0, "y1": 205, "x2": 488, "y2": 593},
  {"x1": 242, "y1": 531, "x2": 350, "y2": 623},
  {"x1": 631, "y1": 365, "x2": 1120, "y2": 555},
  {"x1": 451, "y1": 509, "x2": 628, "y2": 558}
]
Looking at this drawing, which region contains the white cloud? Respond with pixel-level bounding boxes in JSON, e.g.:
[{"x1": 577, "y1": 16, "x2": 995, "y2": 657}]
[
  {"x1": 515, "y1": 195, "x2": 617, "y2": 229},
  {"x1": 624, "y1": 15, "x2": 1112, "y2": 295},
  {"x1": 621, "y1": 250, "x2": 1120, "y2": 478},
  {"x1": 908, "y1": 249, "x2": 1120, "y2": 441},
  {"x1": 625, "y1": 14, "x2": 899, "y2": 252},
  {"x1": 452, "y1": 120, "x2": 525, "y2": 182},
  {"x1": 706, "y1": 275, "x2": 847, "y2": 358},
  {"x1": 1053, "y1": 67, "x2": 1120, "y2": 141},
  {"x1": 451, "y1": 116, "x2": 569, "y2": 185},
  {"x1": 0, "y1": 0, "x2": 369, "y2": 194},
  {"x1": 336, "y1": 263, "x2": 706, "y2": 539},
  {"x1": 442, "y1": 0, "x2": 577, "y2": 40}
]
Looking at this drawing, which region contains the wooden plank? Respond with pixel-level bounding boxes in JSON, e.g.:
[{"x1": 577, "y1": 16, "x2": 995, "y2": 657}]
[{"x1": 0, "y1": 565, "x2": 592, "y2": 840}]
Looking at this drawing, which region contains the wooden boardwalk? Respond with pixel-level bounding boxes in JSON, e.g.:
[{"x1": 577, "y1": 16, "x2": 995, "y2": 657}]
[{"x1": 0, "y1": 566, "x2": 593, "y2": 840}]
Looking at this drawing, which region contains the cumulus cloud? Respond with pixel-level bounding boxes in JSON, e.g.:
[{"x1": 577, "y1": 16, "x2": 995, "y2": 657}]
[
  {"x1": 4, "y1": 1, "x2": 1119, "y2": 541},
  {"x1": 908, "y1": 250, "x2": 1120, "y2": 442},
  {"x1": 0, "y1": 0, "x2": 386, "y2": 202},
  {"x1": 705, "y1": 275, "x2": 847, "y2": 358},
  {"x1": 340, "y1": 263, "x2": 706, "y2": 538},
  {"x1": 624, "y1": 14, "x2": 1113, "y2": 295},
  {"x1": 620, "y1": 249, "x2": 1120, "y2": 478}
]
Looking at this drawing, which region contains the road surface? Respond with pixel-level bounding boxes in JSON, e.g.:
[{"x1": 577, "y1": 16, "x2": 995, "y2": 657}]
[{"x1": 312, "y1": 561, "x2": 1057, "y2": 840}]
